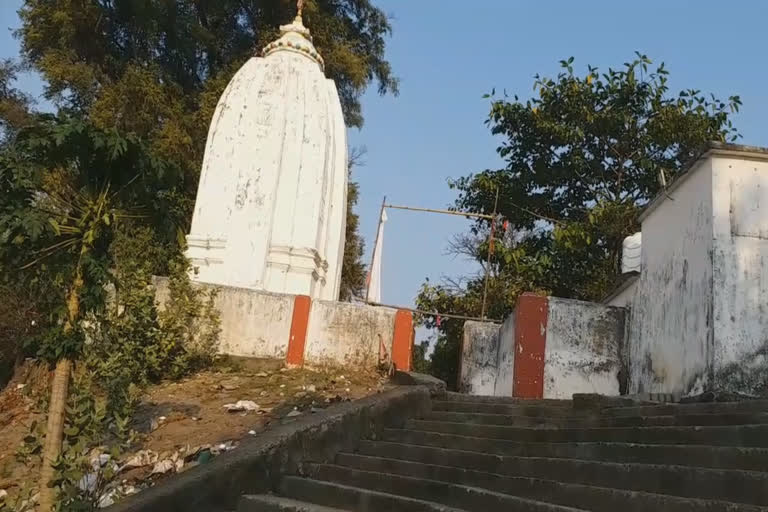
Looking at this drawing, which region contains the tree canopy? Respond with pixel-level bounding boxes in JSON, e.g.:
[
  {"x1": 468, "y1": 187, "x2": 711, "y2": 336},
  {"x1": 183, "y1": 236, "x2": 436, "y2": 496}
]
[
  {"x1": 16, "y1": 0, "x2": 399, "y2": 288},
  {"x1": 417, "y1": 54, "x2": 741, "y2": 387}
]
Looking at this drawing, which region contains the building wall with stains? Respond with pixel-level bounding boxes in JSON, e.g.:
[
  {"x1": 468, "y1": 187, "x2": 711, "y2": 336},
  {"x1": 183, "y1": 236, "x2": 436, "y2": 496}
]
[
  {"x1": 154, "y1": 278, "x2": 294, "y2": 359},
  {"x1": 459, "y1": 321, "x2": 500, "y2": 395},
  {"x1": 304, "y1": 300, "x2": 397, "y2": 368},
  {"x1": 544, "y1": 298, "x2": 625, "y2": 399},
  {"x1": 628, "y1": 158, "x2": 714, "y2": 394},
  {"x1": 493, "y1": 313, "x2": 517, "y2": 397},
  {"x1": 711, "y1": 154, "x2": 768, "y2": 393}
]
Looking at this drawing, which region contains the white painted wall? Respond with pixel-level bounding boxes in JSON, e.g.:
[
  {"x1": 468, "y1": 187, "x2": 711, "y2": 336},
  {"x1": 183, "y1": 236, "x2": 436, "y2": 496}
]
[
  {"x1": 628, "y1": 158, "x2": 714, "y2": 394},
  {"x1": 493, "y1": 313, "x2": 517, "y2": 397},
  {"x1": 459, "y1": 321, "x2": 500, "y2": 395},
  {"x1": 710, "y1": 154, "x2": 768, "y2": 393},
  {"x1": 605, "y1": 275, "x2": 638, "y2": 308},
  {"x1": 154, "y1": 278, "x2": 294, "y2": 359},
  {"x1": 544, "y1": 298, "x2": 624, "y2": 399},
  {"x1": 304, "y1": 301, "x2": 396, "y2": 369}
]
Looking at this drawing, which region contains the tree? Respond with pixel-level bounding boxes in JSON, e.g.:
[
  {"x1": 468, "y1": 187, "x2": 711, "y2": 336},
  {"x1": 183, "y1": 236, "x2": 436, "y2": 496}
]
[
  {"x1": 16, "y1": 0, "x2": 394, "y2": 289},
  {"x1": 0, "y1": 116, "x2": 184, "y2": 511},
  {"x1": 339, "y1": 146, "x2": 368, "y2": 301},
  {"x1": 0, "y1": 59, "x2": 34, "y2": 145},
  {"x1": 418, "y1": 54, "x2": 741, "y2": 387}
]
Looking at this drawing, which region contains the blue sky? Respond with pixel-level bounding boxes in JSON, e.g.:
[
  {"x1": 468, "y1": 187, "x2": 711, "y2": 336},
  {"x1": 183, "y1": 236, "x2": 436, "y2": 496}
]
[{"x1": 2, "y1": 1, "x2": 768, "y2": 320}]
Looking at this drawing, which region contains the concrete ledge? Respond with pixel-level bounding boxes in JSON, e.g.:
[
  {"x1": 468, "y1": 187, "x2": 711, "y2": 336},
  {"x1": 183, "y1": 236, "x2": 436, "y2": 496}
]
[
  {"x1": 392, "y1": 371, "x2": 447, "y2": 397},
  {"x1": 107, "y1": 386, "x2": 431, "y2": 512}
]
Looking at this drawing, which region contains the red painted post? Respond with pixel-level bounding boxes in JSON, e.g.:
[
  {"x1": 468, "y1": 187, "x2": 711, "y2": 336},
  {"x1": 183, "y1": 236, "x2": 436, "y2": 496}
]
[
  {"x1": 512, "y1": 294, "x2": 549, "y2": 399},
  {"x1": 392, "y1": 310, "x2": 414, "y2": 371},
  {"x1": 286, "y1": 295, "x2": 311, "y2": 367}
]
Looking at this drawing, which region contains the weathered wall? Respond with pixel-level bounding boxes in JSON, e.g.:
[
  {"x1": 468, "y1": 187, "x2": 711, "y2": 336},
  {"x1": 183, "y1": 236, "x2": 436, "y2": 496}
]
[
  {"x1": 544, "y1": 298, "x2": 625, "y2": 399},
  {"x1": 604, "y1": 275, "x2": 638, "y2": 308},
  {"x1": 304, "y1": 300, "x2": 396, "y2": 368},
  {"x1": 711, "y1": 154, "x2": 768, "y2": 394},
  {"x1": 459, "y1": 321, "x2": 500, "y2": 395},
  {"x1": 154, "y1": 278, "x2": 295, "y2": 359},
  {"x1": 628, "y1": 158, "x2": 714, "y2": 394},
  {"x1": 493, "y1": 313, "x2": 516, "y2": 397}
]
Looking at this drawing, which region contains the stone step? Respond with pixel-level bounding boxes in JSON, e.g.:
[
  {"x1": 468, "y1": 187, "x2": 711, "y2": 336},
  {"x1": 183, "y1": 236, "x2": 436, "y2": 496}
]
[
  {"x1": 238, "y1": 495, "x2": 349, "y2": 511},
  {"x1": 424, "y1": 411, "x2": 768, "y2": 428},
  {"x1": 431, "y1": 401, "x2": 581, "y2": 417},
  {"x1": 304, "y1": 464, "x2": 587, "y2": 512},
  {"x1": 330, "y1": 455, "x2": 766, "y2": 512},
  {"x1": 405, "y1": 419, "x2": 768, "y2": 447},
  {"x1": 278, "y1": 476, "x2": 467, "y2": 512},
  {"x1": 603, "y1": 400, "x2": 768, "y2": 417},
  {"x1": 381, "y1": 430, "x2": 768, "y2": 471},
  {"x1": 443, "y1": 392, "x2": 573, "y2": 407},
  {"x1": 341, "y1": 450, "x2": 768, "y2": 506}
]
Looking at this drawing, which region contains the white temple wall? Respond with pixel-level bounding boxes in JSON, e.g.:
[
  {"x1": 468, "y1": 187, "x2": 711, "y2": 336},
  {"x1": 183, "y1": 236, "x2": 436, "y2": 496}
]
[
  {"x1": 710, "y1": 155, "x2": 768, "y2": 393},
  {"x1": 304, "y1": 301, "x2": 396, "y2": 368},
  {"x1": 493, "y1": 313, "x2": 517, "y2": 397},
  {"x1": 544, "y1": 298, "x2": 624, "y2": 399},
  {"x1": 458, "y1": 321, "x2": 500, "y2": 396},
  {"x1": 628, "y1": 159, "x2": 714, "y2": 394}
]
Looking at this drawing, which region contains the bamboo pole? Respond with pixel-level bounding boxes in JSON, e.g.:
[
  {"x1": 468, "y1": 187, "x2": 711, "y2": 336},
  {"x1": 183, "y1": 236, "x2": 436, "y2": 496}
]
[
  {"x1": 365, "y1": 300, "x2": 501, "y2": 324},
  {"x1": 384, "y1": 203, "x2": 494, "y2": 220},
  {"x1": 481, "y1": 187, "x2": 500, "y2": 319}
]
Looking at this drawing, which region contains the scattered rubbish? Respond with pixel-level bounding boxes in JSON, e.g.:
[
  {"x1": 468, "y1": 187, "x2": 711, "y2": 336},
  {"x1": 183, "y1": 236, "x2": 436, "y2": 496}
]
[
  {"x1": 0, "y1": 489, "x2": 7, "y2": 499},
  {"x1": 15, "y1": 384, "x2": 25, "y2": 390},
  {"x1": 307, "y1": 384, "x2": 317, "y2": 392},
  {"x1": 122, "y1": 450, "x2": 159, "y2": 470},
  {"x1": 223, "y1": 400, "x2": 259, "y2": 412},
  {"x1": 255, "y1": 372, "x2": 269, "y2": 377},
  {"x1": 78, "y1": 472, "x2": 99, "y2": 493},
  {"x1": 286, "y1": 409, "x2": 302, "y2": 418},
  {"x1": 280, "y1": 384, "x2": 286, "y2": 388},
  {"x1": 196, "y1": 450, "x2": 213, "y2": 465},
  {"x1": 248, "y1": 430, "x2": 257, "y2": 435},
  {"x1": 211, "y1": 441, "x2": 237, "y2": 455},
  {"x1": 151, "y1": 459, "x2": 175, "y2": 475}
]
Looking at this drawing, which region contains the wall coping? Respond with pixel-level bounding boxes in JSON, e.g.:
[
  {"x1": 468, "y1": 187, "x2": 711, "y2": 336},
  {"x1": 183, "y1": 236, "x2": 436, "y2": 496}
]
[{"x1": 639, "y1": 141, "x2": 768, "y2": 223}]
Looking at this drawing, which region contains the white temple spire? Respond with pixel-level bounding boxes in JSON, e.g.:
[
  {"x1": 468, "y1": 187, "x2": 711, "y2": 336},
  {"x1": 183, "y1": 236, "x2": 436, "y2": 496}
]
[{"x1": 185, "y1": 6, "x2": 348, "y2": 300}]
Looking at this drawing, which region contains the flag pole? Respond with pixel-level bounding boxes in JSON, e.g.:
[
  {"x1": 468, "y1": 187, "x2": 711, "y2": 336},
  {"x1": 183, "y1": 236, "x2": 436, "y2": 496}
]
[{"x1": 366, "y1": 196, "x2": 386, "y2": 302}]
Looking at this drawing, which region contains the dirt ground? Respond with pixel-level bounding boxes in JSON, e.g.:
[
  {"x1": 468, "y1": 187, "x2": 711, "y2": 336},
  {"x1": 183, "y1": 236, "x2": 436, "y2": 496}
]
[{"x1": 0, "y1": 358, "x2": 391, "y2": 507}]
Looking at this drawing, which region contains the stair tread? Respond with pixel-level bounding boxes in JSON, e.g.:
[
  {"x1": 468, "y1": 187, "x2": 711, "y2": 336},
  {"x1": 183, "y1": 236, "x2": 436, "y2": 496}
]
[
  {"x1": 353, "y1": 442, "x2": 768, "y2": 476},
  {"x1": 280, "y1": 476, "x2": 469, "y2": 511},
  {"x1": 381, "y1": 429, "x2": 768, "y2": 471},
  {"x1": 335, "y1": 452, "x2": 768, "y2": 506},
  {"x1": 305, "y1": 463, "x2": 591, "y2": 511},
  {"x1": 240, "y1": 494, "x2": 350, "y2": 511}
]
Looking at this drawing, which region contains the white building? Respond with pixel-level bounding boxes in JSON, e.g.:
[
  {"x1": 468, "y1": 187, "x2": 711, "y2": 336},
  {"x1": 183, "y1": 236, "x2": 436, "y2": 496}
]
[
  {"x1": 185, "y1": 8, "x2": 348, "y2": 300},
  {"x1": 608, "y1": 143, "x2": 768, "y2": 396}
]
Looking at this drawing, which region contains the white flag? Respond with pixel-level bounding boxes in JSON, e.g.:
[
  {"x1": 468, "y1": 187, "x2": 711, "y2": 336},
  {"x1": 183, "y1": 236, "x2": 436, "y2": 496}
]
[{"x1": 366, "y1": 208, "x2": 388, "y2": 303}]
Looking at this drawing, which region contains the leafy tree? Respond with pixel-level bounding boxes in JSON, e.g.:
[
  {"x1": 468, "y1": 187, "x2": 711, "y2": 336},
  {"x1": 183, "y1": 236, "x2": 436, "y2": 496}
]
[
  {"x1": 0, "y1": 59, "x2": 34, "y2": 145},
  {"x1": 418, "y1": 54, "x2": 741, "y2": 388},
  {"x1": 16, "y1": 0, "x2": 398, "y2": 291},
  {"x1": 0, "y1": 116, "x2": 184, "y2": 511},
  {"x1": 339, "y1": 146, "x2": 367, "y2": 301}
]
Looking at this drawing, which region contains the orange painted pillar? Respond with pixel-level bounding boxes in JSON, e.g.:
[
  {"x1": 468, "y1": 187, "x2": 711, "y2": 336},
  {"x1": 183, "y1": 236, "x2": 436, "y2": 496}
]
[
  {"x1": 392, "y1": 310, "x2": 414, "y2": 372},
  {"x1": 512, "y1": 294, "x2": 549, "y2": 399},
  {"x1": 286, "y1": 295, "x2": 311, "y2": 367}
]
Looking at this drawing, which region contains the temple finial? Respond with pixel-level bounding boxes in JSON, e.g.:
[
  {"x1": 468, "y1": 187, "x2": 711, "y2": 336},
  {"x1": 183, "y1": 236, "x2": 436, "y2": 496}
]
[{"x1": 297, "y1": 0, "x2": 305, "y2": 20}]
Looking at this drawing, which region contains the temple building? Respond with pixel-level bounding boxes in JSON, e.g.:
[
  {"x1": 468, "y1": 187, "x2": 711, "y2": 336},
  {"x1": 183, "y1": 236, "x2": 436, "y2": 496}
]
[{"x1": 185, "y1": 4, "x2": 348, "y2": 300}]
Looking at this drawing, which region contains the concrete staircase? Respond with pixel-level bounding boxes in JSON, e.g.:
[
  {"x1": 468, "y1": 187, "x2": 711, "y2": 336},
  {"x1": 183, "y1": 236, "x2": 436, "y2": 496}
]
[{"x1": 238, "y1": 392, "x2": 768, "y2": 511}]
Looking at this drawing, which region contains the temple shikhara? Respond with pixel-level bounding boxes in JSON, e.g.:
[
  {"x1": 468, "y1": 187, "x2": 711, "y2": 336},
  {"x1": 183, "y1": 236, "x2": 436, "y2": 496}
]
[{"x1": 185, "y1": 2, "x2": 348, "y2": 301}]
